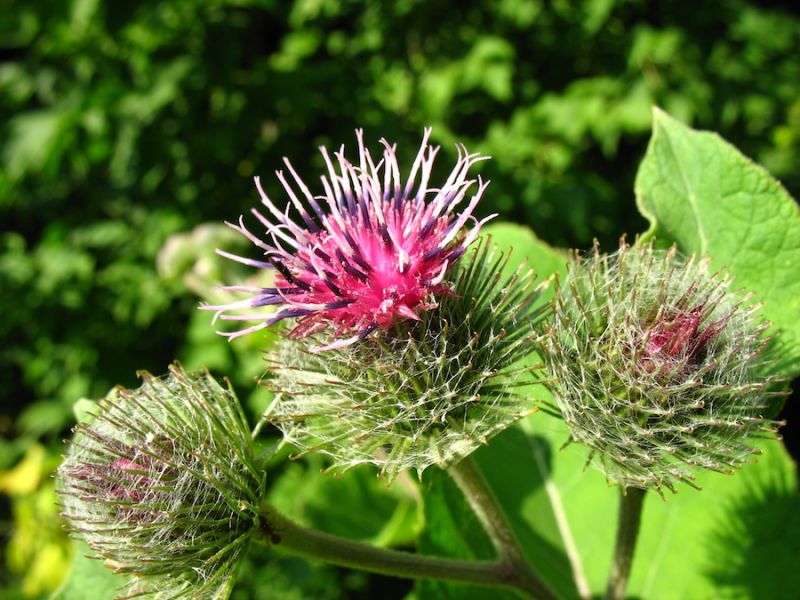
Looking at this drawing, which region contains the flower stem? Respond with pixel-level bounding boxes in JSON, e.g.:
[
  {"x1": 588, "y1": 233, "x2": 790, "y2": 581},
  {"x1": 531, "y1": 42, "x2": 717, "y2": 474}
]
[
  {"x1": 604, "y1": 487, "x2": 647, "y2": 600},
  {"x1": 448, "y1": 456, "x2": 563, "y2": 600},
  {"x1": 257, "y1": 501, "x2": 528, "y2": 593}
]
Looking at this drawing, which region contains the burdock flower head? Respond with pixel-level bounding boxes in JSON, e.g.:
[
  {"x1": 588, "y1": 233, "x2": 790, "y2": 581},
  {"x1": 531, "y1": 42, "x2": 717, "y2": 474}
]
[
  {"x1": 542, "y1": 240, "x2": 785, "y2": 496},
  {"x1": 266, "y1": 239, "x2": 549, "y2": 482},
  {"x1": 201, "y1": 128, "x2": 494, "y2": 350},
  {"x1": 56, "y1": 365, "x2": 265, "y2": 600}
]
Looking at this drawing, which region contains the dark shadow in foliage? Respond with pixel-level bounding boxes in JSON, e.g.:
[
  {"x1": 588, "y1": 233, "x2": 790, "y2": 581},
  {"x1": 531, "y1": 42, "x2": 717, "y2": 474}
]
[
  {"x1": 703, "y1": 475, "x2": 800, "y2": 600},
  {"x1": 417, "y1": 426, "x2": 584, "y2": 600},
  {"x1": 232, "y1": 544, "x2": 413, "y2": 600},
  {"x1": 483, "y1": 431, "x2": 581, "y2": 599}
]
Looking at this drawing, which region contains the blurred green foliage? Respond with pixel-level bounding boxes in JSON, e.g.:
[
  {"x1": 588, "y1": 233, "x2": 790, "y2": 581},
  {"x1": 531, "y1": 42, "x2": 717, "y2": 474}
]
[{"x1": 2, "y1": 0, "x2": 800, "y2": 598}]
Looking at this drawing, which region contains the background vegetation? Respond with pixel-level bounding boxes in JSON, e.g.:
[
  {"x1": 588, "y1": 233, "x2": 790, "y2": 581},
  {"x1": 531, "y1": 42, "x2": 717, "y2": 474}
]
[{"x1": 1, "y1": 0, "x2": 798, "y2": 598}]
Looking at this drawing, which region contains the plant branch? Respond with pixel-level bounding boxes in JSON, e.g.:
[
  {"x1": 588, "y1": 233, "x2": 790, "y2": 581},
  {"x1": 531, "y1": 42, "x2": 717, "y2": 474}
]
[
  {"x1": 448, "y1": 455, "x2": 563, "y2": 600},
  {"x1": 604, "y1": 487, "x2": 647, "y2": 600},
  {"x1": 258, "y1": 501, "x2": 525, "y2": 593}
]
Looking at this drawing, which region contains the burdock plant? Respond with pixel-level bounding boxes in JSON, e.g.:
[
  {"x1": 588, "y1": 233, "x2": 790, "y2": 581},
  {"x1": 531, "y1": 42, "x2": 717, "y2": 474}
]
[
  {"x1": 196, "y1": 130, "x2": 560, "y2": 599},
  {"x1": 53, "y1": 116, "x2": 798, "y2": 600},
  {"x1": 202, "y1": 126, "x2": 549, "y2": 484},
  {"x1": 58, "y1": 131, "x2": 562, "y2": 600}
]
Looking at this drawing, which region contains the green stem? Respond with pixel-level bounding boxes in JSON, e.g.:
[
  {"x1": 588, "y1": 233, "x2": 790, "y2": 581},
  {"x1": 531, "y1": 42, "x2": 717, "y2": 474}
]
[
  {"x1": 448, "y1": 456, "x2": 563, "y2": 600},
  {"x1": 257, "y1": 502, "x2": 523, "y2": 592},
  {"x1": 604, "y1": 487, "x2": 647, "y2": 600}
]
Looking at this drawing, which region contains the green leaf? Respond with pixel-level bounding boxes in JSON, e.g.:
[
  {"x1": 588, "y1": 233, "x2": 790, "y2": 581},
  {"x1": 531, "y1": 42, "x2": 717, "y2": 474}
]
[
  {"x1": 635, "y1": 107, "x2": 800, "y2": 376},
  {"x1": 3, "y1": 108, "x2": 75, "y2": 180},
  {"x1": 419, "y1": 411, "x2": 800, "y2": 600},
  {"x1": 481, "y1": 222, "x2": 569, "y2": 303},
  {"x1": 50, "y1": 540, "x2": 119, "y2": 600},
  {"x1": 416, "y1": 465, "x2": 514, "y2": 600},
  {"x1": 628, "y1": 436, "x2": 800, "y2": 600},
  {"x1": 417, "y1": 423, "x2": 590, "y2": 600},
  {"x1": 267, "y1": 452, "x2": 419, "y2": 548}
]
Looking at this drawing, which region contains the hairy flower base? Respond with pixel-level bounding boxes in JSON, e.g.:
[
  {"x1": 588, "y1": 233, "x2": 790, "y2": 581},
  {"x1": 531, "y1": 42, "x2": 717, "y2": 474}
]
[
  {"x1": 542, "y1": 241, "x2": 785, "y2": 496},
  {"x1": 56, "y1": 365, "x2": 265, "y2": 600},
  {"x1": 264, "y1": 238, "x2": 549, "y2": 482},
  {"x1": 201, "y1": 128, "x2": 494, "y2": 351}
]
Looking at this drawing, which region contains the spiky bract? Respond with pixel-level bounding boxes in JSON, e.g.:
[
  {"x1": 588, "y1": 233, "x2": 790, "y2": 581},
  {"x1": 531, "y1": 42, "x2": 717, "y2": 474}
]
[
  {"x1": 542, "y1": 241, "x2": 784, "y2": 496},
  {"x1": 201, "y1": 129, "x2": 494, "y2": 351},
  {"x1": 265, "y1": 238, "x2": 548, "y2": 482},
  {"x1": 56, "y1": 365, "x2": 265, "y2": 600}
]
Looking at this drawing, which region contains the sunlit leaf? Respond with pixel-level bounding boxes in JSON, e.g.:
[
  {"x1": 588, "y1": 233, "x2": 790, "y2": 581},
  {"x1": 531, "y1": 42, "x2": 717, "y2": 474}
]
[
  {"x1": 49, "y1": 541, "x2": 118, "y2": 600},
  {"x1": 636, "y1": 108, "x2": 800, "y2": 377}
]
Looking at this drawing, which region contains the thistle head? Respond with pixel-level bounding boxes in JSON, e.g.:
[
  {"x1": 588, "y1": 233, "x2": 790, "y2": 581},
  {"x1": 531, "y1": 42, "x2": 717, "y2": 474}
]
[
  {"x1": 542, "y1": 240, "x2": 785, "y2": 496},
  {"x1": 56, "y1": 365, "x2": 265, "y2": 600},
  {"x1": 201, "y1": 128, "x2": 494, "y2": 351},
  {"x1": 265, "y1": 238, "x2": 548, "y2": 482}
]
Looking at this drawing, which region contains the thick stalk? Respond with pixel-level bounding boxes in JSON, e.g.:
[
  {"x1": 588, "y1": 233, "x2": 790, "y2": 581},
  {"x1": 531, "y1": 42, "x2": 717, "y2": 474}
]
[
  {"x1": 448, "y1": 456, "x2": 563, "y2": 600},
  {"x1": 604, "y1": 487, "x2": 647, "y2": 600},
  {"x1": 258, "y1": 501, "x2": 522, "y2": 593}
]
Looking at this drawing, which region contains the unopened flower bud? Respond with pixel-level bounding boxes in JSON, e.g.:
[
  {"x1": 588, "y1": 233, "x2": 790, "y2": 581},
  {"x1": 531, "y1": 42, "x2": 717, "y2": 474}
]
[
  {"x1": 56, "y1": 365, "x2": 265, "y2": 600},
  {"x1": 542, "y1": 241, "x2": 784, "y2": 496},
  {"x1": 266, "y1": 239, "x2": 548, "y2": 482}
]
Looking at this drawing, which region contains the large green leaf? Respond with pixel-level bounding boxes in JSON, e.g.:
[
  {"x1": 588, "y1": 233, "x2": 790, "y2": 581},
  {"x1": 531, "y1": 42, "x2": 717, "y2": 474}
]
[
  {"x1": 635, "y1": 107, "x2": 800, "y2": 377},
  {"x1": 417, "y1": 424, "x2": 587, "y2": 600},
  {"x1": 419, "y1": 411, "x2": 800, "y2": 600},
  {"x1": 629, "y1": 434, "x2": 800, "y2": 600}
]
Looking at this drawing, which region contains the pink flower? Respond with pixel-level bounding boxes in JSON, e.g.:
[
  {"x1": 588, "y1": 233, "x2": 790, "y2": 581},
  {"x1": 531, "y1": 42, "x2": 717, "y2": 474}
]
[
  {"x1": 638, "y1": 299, "x2": 733, "y2": 381},
  {"x1": 59, "y1": 436, "x2": 176, "y2": 513},
  {"x1": 202, "y1": 129, "x2": 494, "y2": 351}
]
